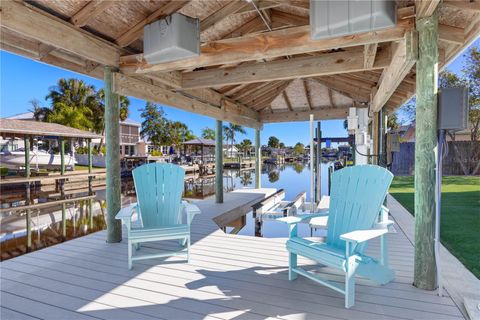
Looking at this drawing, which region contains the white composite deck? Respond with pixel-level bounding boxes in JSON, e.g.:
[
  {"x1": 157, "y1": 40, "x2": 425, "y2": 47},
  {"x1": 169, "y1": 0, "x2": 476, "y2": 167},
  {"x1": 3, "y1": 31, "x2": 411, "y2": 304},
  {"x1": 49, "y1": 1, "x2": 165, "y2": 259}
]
[{"x1": 0, "y1": 189, "x2": 465, "y2": 320}]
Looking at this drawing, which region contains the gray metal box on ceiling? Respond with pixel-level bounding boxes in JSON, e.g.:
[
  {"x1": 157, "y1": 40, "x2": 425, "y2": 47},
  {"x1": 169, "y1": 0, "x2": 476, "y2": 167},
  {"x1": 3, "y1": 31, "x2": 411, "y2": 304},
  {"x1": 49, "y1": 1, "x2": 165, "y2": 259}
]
[
  {"x1": 438, "y1": 87, "x2": 469, "y2": 132},
  {"x1": 143, "y1": 13, "x2": 200, "y2": 64},
  {"x1": 310, "y1": 0, "x2": 397, "y2": 40}
]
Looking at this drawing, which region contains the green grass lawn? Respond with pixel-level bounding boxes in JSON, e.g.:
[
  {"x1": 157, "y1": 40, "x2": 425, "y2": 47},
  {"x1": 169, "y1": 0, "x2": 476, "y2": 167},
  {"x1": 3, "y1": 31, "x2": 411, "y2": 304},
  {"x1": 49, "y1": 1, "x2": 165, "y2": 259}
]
[{"x1": 389, "y1": 176, "x2": 480, "y2": 278}]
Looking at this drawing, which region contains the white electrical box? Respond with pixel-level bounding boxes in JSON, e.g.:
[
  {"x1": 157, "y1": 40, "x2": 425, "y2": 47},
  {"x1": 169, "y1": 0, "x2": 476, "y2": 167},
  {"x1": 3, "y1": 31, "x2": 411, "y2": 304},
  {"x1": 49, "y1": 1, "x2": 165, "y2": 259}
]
[
  {"x1": 310, "y1": 0, "x2": 396, "y2": 40},
  {"x1": 438, "y1": 87, "x2": 469, "y2": 132},
  {"x1": 143, "y1": 13, "x2": 200, "y2": 64},
  {"x1": 347, "y1": 115, "x2": 358, "y2": 131}
]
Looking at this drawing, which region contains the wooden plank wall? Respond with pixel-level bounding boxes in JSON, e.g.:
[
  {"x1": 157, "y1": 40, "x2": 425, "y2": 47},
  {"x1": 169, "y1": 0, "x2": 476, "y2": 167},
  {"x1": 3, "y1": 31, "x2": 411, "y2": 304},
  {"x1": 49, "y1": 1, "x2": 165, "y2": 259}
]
[{"x1": 390, "y1": 141, "x2": 480, "y2": 176}]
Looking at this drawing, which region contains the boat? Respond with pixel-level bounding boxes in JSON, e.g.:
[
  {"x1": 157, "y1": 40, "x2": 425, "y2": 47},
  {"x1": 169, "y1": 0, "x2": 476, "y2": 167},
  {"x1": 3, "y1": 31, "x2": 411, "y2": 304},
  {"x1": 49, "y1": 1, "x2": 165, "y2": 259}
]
[{"x1": 0, "y1": 147, "x2": 76, "y2": 170}]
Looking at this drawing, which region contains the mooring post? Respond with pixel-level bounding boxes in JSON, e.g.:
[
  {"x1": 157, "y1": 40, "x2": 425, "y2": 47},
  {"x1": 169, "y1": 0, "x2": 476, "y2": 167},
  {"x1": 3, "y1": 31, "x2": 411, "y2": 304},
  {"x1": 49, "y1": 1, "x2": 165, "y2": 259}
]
[
  {"x1": 24, "y1": 136, "x2": 32, "y2": 251},
  {"x1": 215, "y1": 120, "x2": 224, "y2": 203},
  {"x1": 316, "y1": 122, "x2": 321, "y2": 203},
  {"x1": 59, "y1": 137, "x2": 66, "y2": 238},
  {"x1": 378, "y1": 108, "x2": 387, "y2": 167},
  {"x1": 414, "y1": 10, "x2": 438, "y2": 290},
  {"x1": 255, "y1": 128, "x2": 261, "y2": 189},
  {"x1": 87, "y1": 138, "x2": 93, "y2": 228},
  {"x1": 104, "y1": 66, "x2": 122, "y2": 243}
]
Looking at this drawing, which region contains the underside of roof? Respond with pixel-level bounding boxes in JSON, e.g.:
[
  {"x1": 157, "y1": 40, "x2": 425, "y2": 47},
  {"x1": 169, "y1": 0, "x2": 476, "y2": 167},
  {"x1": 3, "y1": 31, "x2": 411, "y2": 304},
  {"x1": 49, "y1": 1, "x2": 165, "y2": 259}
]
[{"x1": 1, "y1": 0, "x2": 478, "y2": 128}]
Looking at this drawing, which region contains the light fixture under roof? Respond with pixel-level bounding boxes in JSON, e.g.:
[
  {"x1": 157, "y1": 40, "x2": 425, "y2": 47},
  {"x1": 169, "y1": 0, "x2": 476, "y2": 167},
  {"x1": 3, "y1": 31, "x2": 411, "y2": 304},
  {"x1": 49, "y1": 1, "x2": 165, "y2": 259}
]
[
  {"x1": 310, "y1": 0, "x2": 397, "y2": 40},
  {"x1": 143, "y1": 13, "x2": 200, "y2": 64}
]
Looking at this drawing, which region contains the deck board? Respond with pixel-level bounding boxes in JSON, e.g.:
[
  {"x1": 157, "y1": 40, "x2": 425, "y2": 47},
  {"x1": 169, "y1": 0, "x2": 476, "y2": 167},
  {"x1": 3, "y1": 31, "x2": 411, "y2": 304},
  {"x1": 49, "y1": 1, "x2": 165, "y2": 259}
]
[{"x1": 0, "y1": 189, "x2": 464, "y2": 320}]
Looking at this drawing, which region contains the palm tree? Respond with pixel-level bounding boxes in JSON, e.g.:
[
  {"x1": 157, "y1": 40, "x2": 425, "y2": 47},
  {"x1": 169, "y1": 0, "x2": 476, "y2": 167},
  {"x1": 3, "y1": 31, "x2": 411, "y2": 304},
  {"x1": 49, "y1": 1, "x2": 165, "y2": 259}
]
[
  {"x1": 223, "y1": 123, "x2": 246, "y2": 157},
  {"x1": 29, "y1": 99, "x2": 51, "y2": 121},
  {"x1": 47, "y1": 104, "x2": 94, "y2": 131},
  {"x1": 201, "y1": 127, "x2": 216, "y2": 140},
  {"x1": 238, "y1": 139, "x2": 252, "y2": 156}
]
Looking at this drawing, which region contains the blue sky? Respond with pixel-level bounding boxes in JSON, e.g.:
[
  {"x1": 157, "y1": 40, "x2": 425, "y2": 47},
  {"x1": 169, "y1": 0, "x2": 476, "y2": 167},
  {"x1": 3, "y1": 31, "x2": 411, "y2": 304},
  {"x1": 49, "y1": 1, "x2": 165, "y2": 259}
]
[{"x1": 1, "y1": 38, "x2": 478, "y2": 146}]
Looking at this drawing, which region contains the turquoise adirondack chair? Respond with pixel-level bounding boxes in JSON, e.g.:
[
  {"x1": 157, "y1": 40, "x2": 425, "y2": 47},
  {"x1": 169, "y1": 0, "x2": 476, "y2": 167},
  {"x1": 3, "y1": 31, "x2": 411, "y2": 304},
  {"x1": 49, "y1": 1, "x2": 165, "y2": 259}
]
[
  {"x1": 279, "y1": 165, "x2": 394, "y2": 308},
  {"x1": 115, "y1": 163, "x2": 200, "y2": 269}
]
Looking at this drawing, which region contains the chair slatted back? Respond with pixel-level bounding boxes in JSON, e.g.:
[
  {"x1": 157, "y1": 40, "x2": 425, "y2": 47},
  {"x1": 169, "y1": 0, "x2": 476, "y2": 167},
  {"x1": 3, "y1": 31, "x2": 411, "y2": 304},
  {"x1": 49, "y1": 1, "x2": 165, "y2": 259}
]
[
  {"x1": 326, "y1": 165, "x2": 393, "y2": 253},
  {"x1": 133, "y1": 163, "x2": 185, "y2": 228}
]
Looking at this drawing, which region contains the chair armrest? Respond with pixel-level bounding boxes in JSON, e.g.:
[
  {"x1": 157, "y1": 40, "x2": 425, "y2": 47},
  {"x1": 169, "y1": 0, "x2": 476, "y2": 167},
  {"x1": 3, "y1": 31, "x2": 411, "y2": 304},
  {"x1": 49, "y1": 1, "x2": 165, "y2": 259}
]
[
  {"x1": 115, "y1": 203, "x2": 138, "y2": 220},
  {"x1": 340, "y1": 229, "x2": 388, "y2": 244},
  {"x1": 183, "y1": 200, "x2": 201, "y2": 225},
  {"x1": 277, "y1": 210, "x2": 329, "y2": 225}
]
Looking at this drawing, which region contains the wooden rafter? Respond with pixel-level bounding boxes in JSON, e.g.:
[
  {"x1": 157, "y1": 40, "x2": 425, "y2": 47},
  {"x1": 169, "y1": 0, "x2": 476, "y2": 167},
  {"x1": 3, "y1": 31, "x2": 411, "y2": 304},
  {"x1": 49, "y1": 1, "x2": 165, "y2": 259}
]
[
  {"x1": 1, "y1": 1, "x2": 119, "y2": 67},
  {"x1": 271, "y1": 10, "x2": 308, "y2": 27},
  {"x1": 371, "y1": 31, "x2": 417, "y2": 112},
  {"x1": 439, "y1": 24, "x2": 464, "y2": 45},
  {"x1": 282, "y1": 91, "x2": 294, "y2": 111},
  {"x1": 312, "y1": 77, "x2": 372, "y2": 103},
  {"x1": 442, "y1": 0, "x2": 480, "y2": 12},
  {"x1": 181, "y1": 47, "x2": 390, "y2": 89},
  {"x1": 363, "y1": 43, "x2": 378, "y2": 68},
  {"x1": 260, "y1": 108, "x2": 350, "y2": 122},
  {"x1": 251, "y1": 81, "x2": 292, "y2": 110},
  {"x1": 302, "y1": 79, "x2": 313, "y2": 110},
  {"x1": 113, "y1": 74, "x2": 261, "y2": 129},
  {"x1": 70, "y1": 0, "x2": 113, "y2": 27},
  {"x1": 231, "y1": 82, "x2": 272, "y2": 101},
  {"x1": 122, "y1": 22, "x2": 410, "y2": 74},
  {"x1": 327, "y1": 89, "x2": 335, "y2": 108},
  {"x1": 115, "y1": 1, "x2": 190, "y2": 47},
  {"x1": 416, "y1": 0, "x2": 442, "y2": 19},
  {"x1": 141, "y1": 72, "x2": 259, "y2": 121},
  {"x1": 201, "y1": 1, "x2": 248, "y2": 32},
  {"x1": 242, "y1": 81, "x2": 286, "y2": 105}
]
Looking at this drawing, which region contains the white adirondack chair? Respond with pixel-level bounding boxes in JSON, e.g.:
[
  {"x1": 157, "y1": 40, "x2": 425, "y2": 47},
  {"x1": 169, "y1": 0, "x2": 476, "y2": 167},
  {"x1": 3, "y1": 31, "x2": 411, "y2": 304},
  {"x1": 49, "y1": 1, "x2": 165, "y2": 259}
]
[
  {"x1": 116, "y1": 163, "x2": 200, "y2": 269},
  {"x1": 279, "y1": 165, "x2": 395, "y2": 308}
]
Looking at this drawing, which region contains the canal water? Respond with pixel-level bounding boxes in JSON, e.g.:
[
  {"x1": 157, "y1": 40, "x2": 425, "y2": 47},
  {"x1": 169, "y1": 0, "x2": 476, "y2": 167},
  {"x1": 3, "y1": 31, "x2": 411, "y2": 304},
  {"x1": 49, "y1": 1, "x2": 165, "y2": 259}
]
[{"x1": 0, "y1": 162, "x2": 332, "y2": 260}]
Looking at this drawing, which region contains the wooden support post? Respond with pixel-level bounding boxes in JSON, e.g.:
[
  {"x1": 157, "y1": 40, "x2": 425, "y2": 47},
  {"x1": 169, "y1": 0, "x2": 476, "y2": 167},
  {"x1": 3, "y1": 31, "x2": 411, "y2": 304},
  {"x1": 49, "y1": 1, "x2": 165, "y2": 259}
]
[
  {"x1": 378, "y1": 108, "x2": 387, "y2": 167},
  {"x1": 59, "y1": 137, "x2": 67, "y2": 238},
  {"x1": 215, "y1": 120, "x2": 224, "y2": 203},
  {"x1": 60, "y1": 137, "x2": 65, "y2": 175},
  {"x1": 316, "y1": 122, "x2": 321, "y2": 202},
  {"x1": 24, "y1": 136, "x2": 30, "y2": 177},
  {"x1": 87, "y1": 139, "x2": 92, "y2": 173},
  {"x1": 24, "y1": 136, "x2": 32, "y2": 251},
  {"x1": 372, "y1": 113, "x2": 379, "y2": 165},
  {"x1": 104, "y1": 66, "x2": 122, "y2": 243},
  {"x1": 255, "y1": 129, "x2": 261, "y2": 189},
  {"x1": 87, "y1": 139, "x2": 94, "y2": 229},
  {"x1": 414, "y1": 10, "x2": 438, "y2": 290}
]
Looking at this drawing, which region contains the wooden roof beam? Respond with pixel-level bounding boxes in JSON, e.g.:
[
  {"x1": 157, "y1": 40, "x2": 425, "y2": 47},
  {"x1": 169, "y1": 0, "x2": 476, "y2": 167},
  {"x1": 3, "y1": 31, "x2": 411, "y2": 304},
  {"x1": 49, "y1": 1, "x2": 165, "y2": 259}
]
[
  {"x1": 251, "y1": 81, "x2": 293, "y2": 110},
  {"x1": 1, "y1": 1, "x2": 119, "y2": 67},
  {"x1": 115, "y1": 1, "x2": 190, "y2": 48},
  {"x1": 416, "y1": 0, "x2": 441, "y2": 19},
  {"x1": 70, "y1": 0, "x2": 113, "y2": 27},
  {"x1": 364, "y1": 43, "x2": 378, "y2": 68},
  {"x1": 260, "y1": 108, "x2": 350, "y2": 123},
  {"x1": 439, "y1": 24, "x2": 464, "y2": 45},
  {"x1": 303, "y1": 80, "x2": 313, "y2": 110},
  {"x1": 181, "y1": 47, "x2": 391, "y2": 89},
  {"x1": 313, "y1": 78, "x2": 371, "y2": 102},
  {"x1": 113, "y1": 74, "x2": 261, "y2": 129},
  {"x1": 123, "y1": 19, "x2": 410, "y2": 74},
  {"x1": 442, "y1": 1, "x2": 480, "y2": 12},
  {"x1": 282, "y1": 91, "x2": 294, "y2": 111},
  {"x1": 141, "y1": 72, "x2": 259, "y2": 121},
  {"x1": 328, "y1": 88, "x2": 335, "y2": 108},
  {"x1": 201, "y1": 1, "x2": 248, "y2": 32},
  {"x1": 371, "y1": 31, "x2": 417, "y2": 113}
]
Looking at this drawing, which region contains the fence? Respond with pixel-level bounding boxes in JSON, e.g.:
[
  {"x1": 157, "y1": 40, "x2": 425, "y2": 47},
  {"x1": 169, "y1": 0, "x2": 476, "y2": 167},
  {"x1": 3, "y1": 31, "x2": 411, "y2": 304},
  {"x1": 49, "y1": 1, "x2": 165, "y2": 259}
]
[{"x1": 390, "y1": 141, "x2": 480, "y2": 175}]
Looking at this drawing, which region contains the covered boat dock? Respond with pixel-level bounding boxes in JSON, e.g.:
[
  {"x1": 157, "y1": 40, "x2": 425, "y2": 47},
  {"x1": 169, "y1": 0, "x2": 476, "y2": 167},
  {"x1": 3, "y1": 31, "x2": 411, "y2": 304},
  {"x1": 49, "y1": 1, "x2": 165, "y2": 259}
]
[{"x1": 1, "y1": 0, "x2": 479, "y2": 318}]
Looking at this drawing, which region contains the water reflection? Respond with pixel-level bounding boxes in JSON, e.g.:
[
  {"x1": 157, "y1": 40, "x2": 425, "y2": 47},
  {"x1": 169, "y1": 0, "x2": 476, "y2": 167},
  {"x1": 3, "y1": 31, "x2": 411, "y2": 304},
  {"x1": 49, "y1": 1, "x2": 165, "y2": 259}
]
[{"x1": 0, "y1": 163, "x2": 332, "y2": 259}]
